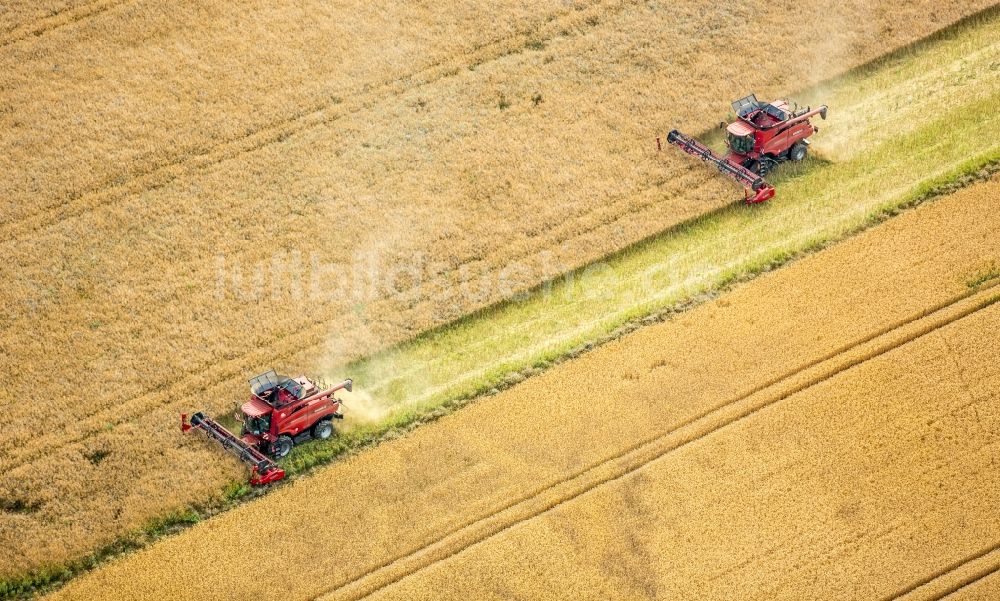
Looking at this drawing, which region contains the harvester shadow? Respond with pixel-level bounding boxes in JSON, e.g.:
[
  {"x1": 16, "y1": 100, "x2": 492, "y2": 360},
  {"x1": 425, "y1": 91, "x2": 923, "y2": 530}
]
[
  {"x1": 766, "y1": 154, "x2": 833, "y2": 185},
  {"x1": 627, "y1": 149, "x2": 833, "y2": 252}
]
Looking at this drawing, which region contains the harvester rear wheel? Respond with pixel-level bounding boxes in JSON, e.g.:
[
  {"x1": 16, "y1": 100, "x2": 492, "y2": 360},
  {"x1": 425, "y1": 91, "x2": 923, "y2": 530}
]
[
  {"x1": 312, "y1": 419, "x2": 334, "y2": 440},
  {"x1": 271, "y1": 435, "x2": 293, "y2": 458},
  {"x1": 790, "y1": 142, "x2": 808, "y2": 162}
]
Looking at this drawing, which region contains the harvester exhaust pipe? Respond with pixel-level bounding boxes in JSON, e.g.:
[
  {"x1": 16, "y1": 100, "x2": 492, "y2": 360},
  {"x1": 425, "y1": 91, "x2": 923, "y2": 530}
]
[
  {"x1": 790, "y1": 105, "x2": 828, "y2": 125},
  {"x1": 302, "y1": 378, "x2": 353, "y2": 404}
]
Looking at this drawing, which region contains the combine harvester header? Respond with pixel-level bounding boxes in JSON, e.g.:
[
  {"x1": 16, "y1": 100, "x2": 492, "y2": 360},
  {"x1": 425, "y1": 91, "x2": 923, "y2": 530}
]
[
  {"x1": 665, "y1": 130, "x2": 775, "y2": 204},
  {"x1": 182, "y1": 412, "x2": 286, "y2": 485}
]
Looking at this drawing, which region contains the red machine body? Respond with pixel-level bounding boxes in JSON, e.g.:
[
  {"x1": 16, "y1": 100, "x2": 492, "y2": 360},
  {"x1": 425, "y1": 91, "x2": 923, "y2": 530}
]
[
  {"x1": 182, "y1": 370, "x2": 352, "y2": 485},
  {"x1": 661, "y1": 93, "x2": 828, "y2": 203}
]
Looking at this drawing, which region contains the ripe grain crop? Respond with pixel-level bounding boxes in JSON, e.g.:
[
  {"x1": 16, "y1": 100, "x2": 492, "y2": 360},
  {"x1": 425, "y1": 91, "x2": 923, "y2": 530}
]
[
  {"x1": 4, "y1": 1, "x2": 992, "y2": 582},
  {"x1": 0, "y1": 0, "x2": 580, "y2": 224},
  {"x1": 43, "y1": 177, "x2": 1000, "y2": 601},
  {"x1": 361, "y1": 296, "x2": 1000, "y2": 601},
  {"x1": 0, "y1": 1, "x2": 112, "y2": 46},
  {"x1": 0, "y1": 1, "x2": 984, "y2": 229}
]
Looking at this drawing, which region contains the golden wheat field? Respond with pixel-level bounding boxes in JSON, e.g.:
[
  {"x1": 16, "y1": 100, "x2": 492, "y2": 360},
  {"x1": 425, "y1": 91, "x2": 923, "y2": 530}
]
[
  {"x1": 3, "y1": 0, "x2": 993, "y2": 585},
  {"x1": 364, "y1": 290, "x2": 1000, "y2": 601},
  {"x1": 44, "y1": 176, "x2": 1000, "y2": 600}
]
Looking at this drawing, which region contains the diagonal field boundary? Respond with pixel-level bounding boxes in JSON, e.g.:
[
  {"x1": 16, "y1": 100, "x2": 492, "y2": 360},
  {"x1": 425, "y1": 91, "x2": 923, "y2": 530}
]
[
  {"x1": 308, "y1": 286, "x2": 1000, "y2": 600},
  {"x1": 883, "y1": 542, "x2": 1000, "y2": 601},
  {"x1": 0, "y1": 0, "x2": 128, "y2": 48},
  {"x1": 6, "y1": 230, "x2": 1000, "y2": 466},
  {"x1": 0, "y1": 0, "x2": 628, "y2": 243}
]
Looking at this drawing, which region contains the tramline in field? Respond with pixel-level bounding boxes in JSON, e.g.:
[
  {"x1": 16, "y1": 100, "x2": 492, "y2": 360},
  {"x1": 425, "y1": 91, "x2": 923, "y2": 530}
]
[
  {"x1": 661, "y1": 93, "x2": 828, "y2": 204},
  {"x1": 182, "y1": 370, "x2": 352, "y2": 485}
]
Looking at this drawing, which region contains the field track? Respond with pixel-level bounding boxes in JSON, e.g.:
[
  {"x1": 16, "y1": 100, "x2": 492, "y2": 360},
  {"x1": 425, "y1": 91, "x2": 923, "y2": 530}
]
[
  {"x1": 892, "y1": 544, "x2": 1000, "y2": 601},
  {"x1": 939, "y1": 563, "x2": 1000, "y2": 601},
  {"x1": 44, "y1": 177, "x2": 1000, "y2": 600},
  {"x1": 0, "y1": 1, "x2": 125, "y2": 48}
]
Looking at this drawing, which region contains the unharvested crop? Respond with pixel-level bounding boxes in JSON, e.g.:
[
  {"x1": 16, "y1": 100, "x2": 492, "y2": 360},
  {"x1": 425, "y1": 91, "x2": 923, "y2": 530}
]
[
  {"x1": 362, "y1": 287, "x2": 1000, "y2": 601},
  {"x1": 43, "y1": 177, "x2": 1000, "y2": 600},
  {"x1": 4, "y1": 0, "x2": 993, "y2": 581}
]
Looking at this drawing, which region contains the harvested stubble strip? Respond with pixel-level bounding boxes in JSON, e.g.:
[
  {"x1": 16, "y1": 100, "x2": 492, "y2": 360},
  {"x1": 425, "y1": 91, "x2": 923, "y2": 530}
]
[
  {"x1": 43, "y1": 178, "x2": 1000, "y2": 600},
  {"x1": 5, "y1": 2, "x2": 996, "y2": 578},
  {"x1": 363, "y1": 279, "x2": 1000, "y2": 601}
]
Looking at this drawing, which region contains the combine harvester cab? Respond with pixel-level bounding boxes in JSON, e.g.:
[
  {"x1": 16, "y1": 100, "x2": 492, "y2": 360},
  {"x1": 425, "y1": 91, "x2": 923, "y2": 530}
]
[
  {"x1": 182, "y1": 370, "x2": 352, "y2": 486},
  {"x1": 660, "y1": 93, "x2": 828, "y2": 204}
]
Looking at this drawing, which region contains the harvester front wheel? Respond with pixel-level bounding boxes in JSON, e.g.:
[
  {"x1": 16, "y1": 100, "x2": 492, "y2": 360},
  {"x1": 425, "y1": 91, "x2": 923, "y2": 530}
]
[
  {"x1": 271, "y1": 435, "x2": 293, "y2": 458},
  {"x1": 789, "y1": 142, "x2": 808, "y2": 162},
  {"x1": 312, "y1": 419, "x2": 334, "y2": 440}
]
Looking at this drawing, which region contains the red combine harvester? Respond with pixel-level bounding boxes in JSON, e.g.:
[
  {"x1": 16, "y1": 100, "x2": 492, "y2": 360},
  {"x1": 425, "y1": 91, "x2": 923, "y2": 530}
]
[
  {"x1": 660, "y1": 93, "x2": 828, "y2": 204},
  {"x1": 182, "y1": 370, "x2": 352, "y2": 485}
]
